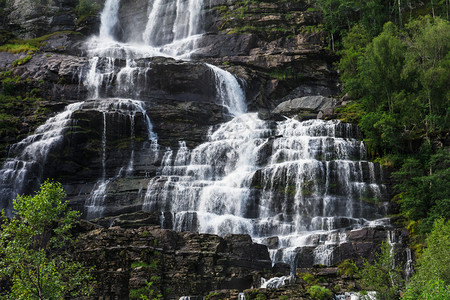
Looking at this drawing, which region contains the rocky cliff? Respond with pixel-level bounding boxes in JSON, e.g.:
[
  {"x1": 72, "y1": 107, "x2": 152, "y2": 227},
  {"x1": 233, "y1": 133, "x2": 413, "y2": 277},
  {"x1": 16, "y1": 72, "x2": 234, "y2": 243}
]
[
  {"x1": 0, "y1": 1, "x2": 408, "y2": 298},
  {"x1": 73, "y1": 212, "x2": 410, "y2": 299},
  {"x1": 0, "y1": 0, "x2": 341, "y2": 215}
]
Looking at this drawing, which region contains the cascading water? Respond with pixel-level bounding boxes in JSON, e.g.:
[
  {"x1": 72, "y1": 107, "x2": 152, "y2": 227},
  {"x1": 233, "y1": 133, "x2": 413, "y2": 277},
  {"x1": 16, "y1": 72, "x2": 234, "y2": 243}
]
[
  {"x1": 87, "y1": 0, "x2": 205, "y2": 59},
  {"x1": 0, "y1": 102, "x2": 83, "y2": 215},
  {"x1": 144, "y1": 113, "x2": 389, "y2": 269},
  {"x1": 207, "y1": 64, "x2": 247, "y2": 116},
  {"x1": 0, "y1": 0, "x2": 393, "y2": 281},
  {"x1": 78, "y1": 0, "x2": 244, "y2": 215},
  {"x1": 83, "y1": 99, "x2": 157, "y2": 219}
]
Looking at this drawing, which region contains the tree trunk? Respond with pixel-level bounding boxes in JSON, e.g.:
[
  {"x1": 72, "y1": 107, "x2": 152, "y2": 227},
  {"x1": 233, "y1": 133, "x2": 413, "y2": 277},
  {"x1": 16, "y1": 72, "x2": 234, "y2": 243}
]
[{"x1": 431, "y1": 0, "x2": 435, "y2": 18}]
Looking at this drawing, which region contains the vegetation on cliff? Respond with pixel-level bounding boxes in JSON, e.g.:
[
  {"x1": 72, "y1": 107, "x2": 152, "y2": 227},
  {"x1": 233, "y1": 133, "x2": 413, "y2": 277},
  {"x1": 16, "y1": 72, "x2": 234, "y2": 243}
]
[
  {"x1": 0, "y1": 180, "x2": 93, "y2": 299},
  {"x1": 402, "y1": 219, "x2": 450, "y2": 299},
  {"x1": 317, "y1": 0, "x2": 449, "y2": 298},
  {"x1": 319, "y1": 0, "x2": 449, "y2": 236}
]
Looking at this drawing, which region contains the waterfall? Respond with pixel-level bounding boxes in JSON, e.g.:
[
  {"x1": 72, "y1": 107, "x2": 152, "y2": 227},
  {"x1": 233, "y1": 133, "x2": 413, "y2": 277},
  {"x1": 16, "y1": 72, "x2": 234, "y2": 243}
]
[
  {"x1": 0, "y1": 96, "x2": 157, "y2": 217},
  {"x1": 82, "y1": 99, "x2": 158, "y2": 216},
  {"x1": 260, "y1": 275, "x2": 295, "y2": 288},
  {"x1": 207, "y1": 64, "x2": 247, "y2": 116},
  {"x1": 0, "y1": 0, "x2": 392, "y2": 276},
  {"x1": 99, "y1": 0, "x2": 121, "y2": 40},
  {"x1": 142, "y1": 0, "x2": 204, "y2": 56},
  {"x1": 405, "y1": 248, "x2": 414, "y2": 280},
  {"x1": 0, "y1": 102, "x2": 83, "y2": 215},
  {"x1": 78, "y1": 0, "x2": 244, "y2": 218},
  {"x1": 144, "y1": 115, "x2": 388, "y2": 268},
  {"x1": 87, "y1": 0, "x2": 205, "y2": 59}
]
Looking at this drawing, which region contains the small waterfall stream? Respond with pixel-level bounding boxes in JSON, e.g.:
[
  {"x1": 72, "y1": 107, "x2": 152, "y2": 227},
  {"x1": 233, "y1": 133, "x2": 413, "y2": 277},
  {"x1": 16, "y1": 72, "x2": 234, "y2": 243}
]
[{"x1": 0, "y1": 102, "x2": 83, "y2": 215}]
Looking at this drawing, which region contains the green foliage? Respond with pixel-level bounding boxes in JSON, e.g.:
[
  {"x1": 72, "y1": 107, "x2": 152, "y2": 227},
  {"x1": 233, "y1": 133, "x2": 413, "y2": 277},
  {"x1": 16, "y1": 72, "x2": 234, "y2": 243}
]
[
  {"x1": 358, "y1": 22, "x2": 406, "y2": 112},
  {"x1": 205, "y1": 291, "x2": 220, "y2": 300},
  {"x1": 403, "y1": 219, "x2": 450, "y2": 299},
  {"x1": 356, "y1": 241, "x2": 403, "y2": 300},
  {"x1": 131, "y1": 261, "x2": 152, "y2": 269},
  {"x1": 299, "y1": 272, "x2": 320, "y2": 286},
  {"x1": 76, "y1": 0, "x2": 101, "y2": 17},
  {"x1": 0, "y1": 180, "x2": 94, "y2": 299},
  {"x1": 403, "y1": 16, "x2": 450, "y2": 134},
  {"x1": 338, "y1": 16, "x2": 449, "y2": 155},
  {"x1": 315, "y1": 0, "x2": 389, "y2": 50},
  {"x1": 336, "y1": 24, "x2": 371, "y2": 96},
  {"x1": 255, "y1": 294, "x2": 266, "y2": 300},
  {"x1": 394, "y1": 147, "x2": 450, "y2": 234},
  {"x1": 129, "y1": 280, "x2": 162, "y2": 300},
  {"x1": 337, "y1": 259, "x2": 357, "y2": 277},
  {"x1": 335, "y1": 16, "x2": 449, "y2": 236},
  {"x1": 307, "y1": 285, "x2": 333, "y2": 300},
  {"x1": 335, "y1": 100, "x2": 366, "y2": 123}
]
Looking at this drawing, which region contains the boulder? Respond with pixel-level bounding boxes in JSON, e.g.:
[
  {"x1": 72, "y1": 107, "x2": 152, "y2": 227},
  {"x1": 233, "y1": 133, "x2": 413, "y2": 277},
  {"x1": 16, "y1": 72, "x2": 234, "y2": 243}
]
[{"x1": 272, "y1": 96, "x2": 337, "y2": 119}]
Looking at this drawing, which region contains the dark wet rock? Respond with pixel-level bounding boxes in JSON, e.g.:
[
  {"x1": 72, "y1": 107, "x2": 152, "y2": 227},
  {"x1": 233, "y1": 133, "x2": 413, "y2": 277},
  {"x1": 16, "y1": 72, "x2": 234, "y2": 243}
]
[
  {"x1": 73, "y1": 221, "x2": 273, "y2": 299},
  {"x1": 5, "y1": 0, "x2": 78, "y2": 39}
]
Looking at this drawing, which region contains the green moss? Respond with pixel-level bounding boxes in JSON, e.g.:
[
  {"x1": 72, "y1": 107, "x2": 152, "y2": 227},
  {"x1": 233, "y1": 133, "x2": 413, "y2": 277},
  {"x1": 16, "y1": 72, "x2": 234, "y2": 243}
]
[
  {"x1": 76, "y1": 0, "x2": 101, "y2": 17},
  {"x1": 300, "y1": 272, "x2": 317, "y2": 285},
  {"x1": 255, "y1": 294, "x2": 266, "y2": 300},
  {"x1": 205, "y1": 291, "x2": 220, "y2": 300},
  {"x1": 307, "y1": 285, "x2": 332, "y2": 300},
  {"x1": 129, "y1": 287, "x2": 148, "y2": 299},
  {"x1": 12, "y1": 55, "x2": 32, "y2": 66},
  {"x1": 0, "y1": 31, "x2": 81, "y2": 53},
  {"x1": 131, "y1": 261, "x2": 152, "y2": 269},
  {"x1": 264, "y1": 67, "x2": 303, "y2": 80},
  {"x1": 284, "y1": 184, "x2": 297, "y2": 195},
  {"x1": 129, "y1": 280, "x2": 162, "y2": 300}
]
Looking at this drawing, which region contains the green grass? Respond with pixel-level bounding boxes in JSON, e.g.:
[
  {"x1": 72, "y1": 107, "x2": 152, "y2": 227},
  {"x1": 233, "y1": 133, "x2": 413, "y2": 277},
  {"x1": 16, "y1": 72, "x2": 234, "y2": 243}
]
[
  {"x1": 0, "y1": 44, "x2": 37, "y2": 53},
  {"x1": 0, "y1": 31, "x2": 81, "y2": 53}
]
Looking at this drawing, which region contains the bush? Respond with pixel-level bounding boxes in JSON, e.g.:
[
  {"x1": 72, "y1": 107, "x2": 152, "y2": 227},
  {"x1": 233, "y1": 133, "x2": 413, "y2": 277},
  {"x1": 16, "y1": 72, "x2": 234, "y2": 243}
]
[
  {"x1": 403, "y1": 219, "x2": 450, "y2": 299},
  {"x1": 307, "y1": 285, "x2": 333, "y2": 300},
  {"x1": 337, "y1": 259, "x2": 357, "y2": 277},
  {"x1": 356, "y1": 241, "x2": 403, "y2": 300},
  {"x1": 301, "y1": 272, "x2": 317, "y2": 285}
]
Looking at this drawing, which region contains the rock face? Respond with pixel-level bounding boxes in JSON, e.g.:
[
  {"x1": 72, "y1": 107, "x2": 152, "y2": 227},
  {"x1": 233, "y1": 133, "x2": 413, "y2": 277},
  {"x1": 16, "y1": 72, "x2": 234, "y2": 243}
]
[
  {"x1": 74, "y1": 214, "x2": 273, "y2": 299},
  {"x1": 5, "y1": 0, "x2": 78, "y2": 39},
  {"x1": 272, "y1": 95, "x2": 337, "y2": 120},
  {"x1": 72, "y1": 213, "x2": 411, "y2": 299}
]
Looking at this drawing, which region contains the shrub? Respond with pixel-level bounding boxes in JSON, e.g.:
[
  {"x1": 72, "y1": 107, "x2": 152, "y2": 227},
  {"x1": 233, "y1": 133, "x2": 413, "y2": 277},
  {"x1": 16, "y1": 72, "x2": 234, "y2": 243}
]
[{"x1": 307, "y1": 285, "x2": 333, "y2": 300}]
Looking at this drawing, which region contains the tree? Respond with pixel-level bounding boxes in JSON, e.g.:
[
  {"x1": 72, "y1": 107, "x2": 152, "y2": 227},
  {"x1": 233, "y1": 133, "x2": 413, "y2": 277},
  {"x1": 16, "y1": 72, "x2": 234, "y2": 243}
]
[
  {"x1": 394, "y1": 147, "x2": 450, "y2": 233},
  {"x1": 358, "y1": 22, "x2": 407, "y2": 113},
  {"x1": 337, "y1": 24, "x2": 371, "y2": 97},
  {"x1": 403, "y1": 219, "x2": 450, "y2": 299},
  {"x1": 403, "y1": 16, "x2": 450, "y2": 137},
  {"x1": 0, "y1": 180, "x2": 93, "y2": 299},
  {"x1": 356, "y1": 241, "x2": 403, "y2": 300}
]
